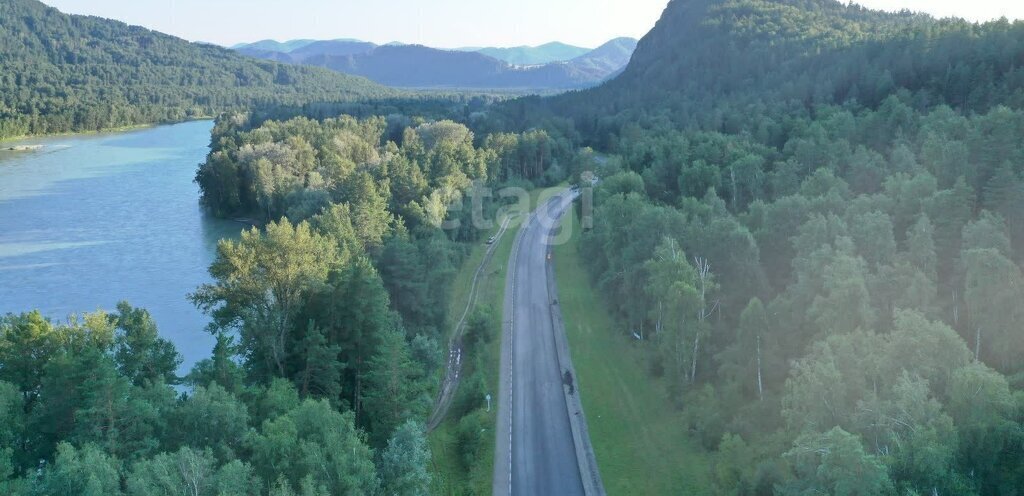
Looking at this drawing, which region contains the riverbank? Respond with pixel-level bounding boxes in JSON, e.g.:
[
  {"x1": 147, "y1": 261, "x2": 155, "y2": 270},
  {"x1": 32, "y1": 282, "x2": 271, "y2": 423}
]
[
  {"x1": 0, "y1": 117, "x2": 214, "y2": 144},
  {"x1": 3, "y1": 145, "x2": 43, "y2": 152}
]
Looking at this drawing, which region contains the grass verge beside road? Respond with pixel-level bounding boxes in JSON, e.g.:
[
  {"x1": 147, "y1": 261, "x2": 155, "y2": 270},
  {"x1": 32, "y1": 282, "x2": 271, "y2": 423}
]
[
  {"x1": 554, "y1": 207, "x2": 713, "y2": 496},
  {"x1": 429, "y1": 220, "x2": 511, "y2": 495}
]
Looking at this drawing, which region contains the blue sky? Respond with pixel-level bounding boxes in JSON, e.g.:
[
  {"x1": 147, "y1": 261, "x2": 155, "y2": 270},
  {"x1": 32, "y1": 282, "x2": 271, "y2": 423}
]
[
  {"x1": 41, "y1": 0, "x2": 1024, "y2": 49},
  {"x1": 41, "y1": 0, "x2": 670, "y2": 48}
]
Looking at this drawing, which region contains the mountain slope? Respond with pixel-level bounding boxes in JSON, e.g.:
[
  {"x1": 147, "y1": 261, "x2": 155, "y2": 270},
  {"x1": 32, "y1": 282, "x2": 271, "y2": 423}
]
[
  {"x1": 475, "y1": 42, "x2": 592, "y2": 65},
  {"x1": 306, "y1": 45, "x2": 510, "y2": 88},
  {"x1": 288, "y1": 39, "x2": 378, "y2": 59},
  {"x1": 565, "y1": 37, "x2": 638, "y2": 76},
  {"x1": 0, "y1": 0, "x2": 390, "y2": 139},
  {"x1": 236, "y1": 39, "x2": 378, "y2": 65},
  {"x1": 234, "y1": 47, "x2": 296, "y2": 63},
  {"x1": 545, "y1": 0, "x2": 1024, "y2": 137}
]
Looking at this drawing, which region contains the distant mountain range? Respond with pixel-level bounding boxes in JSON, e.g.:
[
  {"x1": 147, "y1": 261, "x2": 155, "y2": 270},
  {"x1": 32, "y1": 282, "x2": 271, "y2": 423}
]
[
  {"x1": 231, "y1": 38, "x2": 638, "y2": 90},
  {"x1": 463, "y1": 42, "x2": 593, "y2": 65},
  {"x1": 229, "y1": 39, "x2": 319, "y2": 53}
]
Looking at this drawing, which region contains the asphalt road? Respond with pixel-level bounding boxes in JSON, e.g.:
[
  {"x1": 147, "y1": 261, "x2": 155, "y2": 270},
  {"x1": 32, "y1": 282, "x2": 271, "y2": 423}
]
[{"x1": 494, "y1": 191, "x2": 586, "y2": 496}]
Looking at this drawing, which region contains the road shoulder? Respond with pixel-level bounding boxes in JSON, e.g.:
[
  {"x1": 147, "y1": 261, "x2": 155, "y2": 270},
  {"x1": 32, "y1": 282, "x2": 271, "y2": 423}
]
[
  {"x1": 492, "y1": 212, "x2": 525, "y2": 496},
  {"x1": 545, "y1": 197, "x2": 606, "y2": 496}
]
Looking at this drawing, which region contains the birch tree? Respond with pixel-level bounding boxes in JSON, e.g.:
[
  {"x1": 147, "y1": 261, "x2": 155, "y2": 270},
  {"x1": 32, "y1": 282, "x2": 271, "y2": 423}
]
[
  {"x1": 644, "y1": 237, "x2": 704, "y2": 389},
  {"x1": 962, "y1": 247, "x2": 1024, "y2": 372},
  {"x1": 191, "y1": 219, "x2": 338, "y2": 380}
]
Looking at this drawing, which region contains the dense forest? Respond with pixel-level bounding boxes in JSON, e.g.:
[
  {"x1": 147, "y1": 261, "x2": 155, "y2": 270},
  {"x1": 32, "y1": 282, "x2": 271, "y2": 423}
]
[
  {"x1": 0, "y1": 304, "x2": 421, "y2": 495},
  {"x1": 579, "y1": 105, "x2": 1024, "y2": 494},
  {"x1": 0, "y1": 0, "x2": 391, "y2": 140},
  {"x1": 499, "y1": 0, "x2": 1024, "y2": 494},
  {"x1": 0, "y1": 105, "x2": 582, "y2": 494}
]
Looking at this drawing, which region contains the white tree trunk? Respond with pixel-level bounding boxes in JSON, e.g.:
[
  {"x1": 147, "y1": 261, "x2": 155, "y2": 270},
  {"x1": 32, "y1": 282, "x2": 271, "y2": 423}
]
[
  {"x1": 952, "y1": 289, "x2": 959, "y2": 327},
  {"x1": 691, "y1": 332, "x2": 700, "y2": 384},
  {"x1": 731, "y1": 168, "x2": 738, "y2": 210},
  {"x1": 691, "y1": 256, "x2": 712, "y2": 385},
  {"x1": 657, "y1": 302, "x2": 663, "y2": 336},
  {"x1": 756, "y1": 334, "x2": 764, "y2": 402},
  {"x1": 975, "y1": 327, "x2": 981, "y2": 361}
]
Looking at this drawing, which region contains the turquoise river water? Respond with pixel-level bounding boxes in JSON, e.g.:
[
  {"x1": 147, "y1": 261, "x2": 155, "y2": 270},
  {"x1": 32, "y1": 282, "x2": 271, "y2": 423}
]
[{"x1": 0, "y1": 121, "x2": 238, "y2": 372}]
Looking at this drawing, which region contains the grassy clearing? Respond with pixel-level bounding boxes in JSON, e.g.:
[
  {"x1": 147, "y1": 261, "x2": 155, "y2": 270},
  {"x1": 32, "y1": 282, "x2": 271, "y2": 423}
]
[{"x1": 554, "y1": 208, "x2": 713, "y2": 496}]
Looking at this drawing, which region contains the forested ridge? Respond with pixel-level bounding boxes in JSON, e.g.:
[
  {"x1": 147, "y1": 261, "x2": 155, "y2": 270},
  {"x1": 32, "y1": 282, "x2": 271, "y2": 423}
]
[
  {"x1": 0, "y1": 0, "x2": 391, "y2": 140},
  {"x1": 494, "y1": 0, "x2": 1024, "y2": 494}
]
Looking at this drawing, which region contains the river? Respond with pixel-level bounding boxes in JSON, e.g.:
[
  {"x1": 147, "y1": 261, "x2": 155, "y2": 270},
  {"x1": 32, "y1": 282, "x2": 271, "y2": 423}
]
[{"x1": 0, "y1": 121, "x2": 238, "y2": 372}]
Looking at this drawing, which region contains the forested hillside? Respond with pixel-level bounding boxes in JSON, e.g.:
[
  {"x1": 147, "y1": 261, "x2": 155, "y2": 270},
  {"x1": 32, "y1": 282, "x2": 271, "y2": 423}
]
[
  {"x1": 496, "y1": 0, "x2": 1024, "y2": 494},
  {"x1": 506, "y1": 0, "x2": 1024, "y2": 143},
  {"x1": 0, "y1": 0, "x2": 389, "y2": 139}
]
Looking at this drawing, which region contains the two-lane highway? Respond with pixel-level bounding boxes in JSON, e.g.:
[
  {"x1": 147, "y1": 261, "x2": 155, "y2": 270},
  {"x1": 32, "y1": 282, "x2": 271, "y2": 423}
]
[{"x1": 493, "y1": 191, "x2": 587, "y2": 496}]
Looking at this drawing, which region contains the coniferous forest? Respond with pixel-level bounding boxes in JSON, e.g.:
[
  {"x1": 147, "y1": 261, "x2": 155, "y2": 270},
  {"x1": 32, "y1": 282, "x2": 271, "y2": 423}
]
[{"x1": 2, "y1": 0, "x2": 1024, "y2": 495}]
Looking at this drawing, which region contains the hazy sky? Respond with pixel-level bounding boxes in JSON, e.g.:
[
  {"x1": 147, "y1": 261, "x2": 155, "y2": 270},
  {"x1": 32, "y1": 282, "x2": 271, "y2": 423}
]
[{"x1": 40, "y1": 0, "x2": 1024, "y2": 49}]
